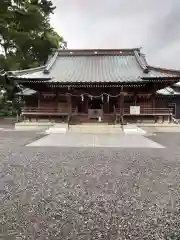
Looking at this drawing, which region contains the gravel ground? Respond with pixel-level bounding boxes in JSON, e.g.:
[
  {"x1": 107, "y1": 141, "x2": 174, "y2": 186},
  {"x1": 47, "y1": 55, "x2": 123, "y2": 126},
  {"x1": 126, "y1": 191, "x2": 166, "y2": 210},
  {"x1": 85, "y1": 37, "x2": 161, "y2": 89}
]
[{"x1": 0, "y1": 132, "x2": 180, "y2": 239}]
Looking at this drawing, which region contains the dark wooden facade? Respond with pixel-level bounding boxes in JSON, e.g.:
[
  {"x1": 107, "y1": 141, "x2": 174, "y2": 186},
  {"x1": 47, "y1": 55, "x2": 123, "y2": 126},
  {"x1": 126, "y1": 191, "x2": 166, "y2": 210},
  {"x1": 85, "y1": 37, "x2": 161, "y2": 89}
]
[
  {"x1": 9, "y1": 48, "x2": 180, "y2": 124},
  {"x1": 18, "y1": 83, "x2": 176, "y2": 124}
]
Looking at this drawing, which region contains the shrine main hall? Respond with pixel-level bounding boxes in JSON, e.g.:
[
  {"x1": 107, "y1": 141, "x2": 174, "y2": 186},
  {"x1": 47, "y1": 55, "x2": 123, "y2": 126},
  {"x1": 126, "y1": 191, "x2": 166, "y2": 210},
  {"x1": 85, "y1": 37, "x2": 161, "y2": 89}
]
[{"x1": 8, "y1": 48, "x2": 180, "y2": 125}]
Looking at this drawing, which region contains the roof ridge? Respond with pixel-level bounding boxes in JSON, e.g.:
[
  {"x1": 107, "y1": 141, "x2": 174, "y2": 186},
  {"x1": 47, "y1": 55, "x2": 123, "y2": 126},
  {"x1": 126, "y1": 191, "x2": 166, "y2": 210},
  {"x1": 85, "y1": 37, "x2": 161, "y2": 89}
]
[
  {"x1": 58, "y1": 48, "x2": 141, "y2": 52},
  {"x1": 44, "y1": 50, "x2": 59, "y2": 73},
  {"x1": 140, "y1": 53, "x2": 149, "y2": 66},
  {"x1": 134, "y1": 50, "x2": 149, "y2": 73}
]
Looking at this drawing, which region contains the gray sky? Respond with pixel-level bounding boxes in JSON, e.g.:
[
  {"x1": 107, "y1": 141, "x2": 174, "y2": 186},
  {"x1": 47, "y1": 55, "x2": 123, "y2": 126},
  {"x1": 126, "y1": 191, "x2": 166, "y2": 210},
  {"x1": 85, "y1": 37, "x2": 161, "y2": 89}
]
[{"x1": 50, "y1": 0, "x2": 180, "y2": 69}]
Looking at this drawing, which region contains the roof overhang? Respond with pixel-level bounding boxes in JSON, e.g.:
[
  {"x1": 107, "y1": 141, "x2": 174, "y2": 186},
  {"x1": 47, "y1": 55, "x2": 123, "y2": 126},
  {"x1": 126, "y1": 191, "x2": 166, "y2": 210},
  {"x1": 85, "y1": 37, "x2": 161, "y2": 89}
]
[
  {"x1": 5, "y1": 48, "x2": 180, "y2": 86},
  {"x1": 142, "y1": 76, "x2": 180, "y2": 81},
  {"x1": 17, "y1": 80, "x2": 160, "y2": 89}
]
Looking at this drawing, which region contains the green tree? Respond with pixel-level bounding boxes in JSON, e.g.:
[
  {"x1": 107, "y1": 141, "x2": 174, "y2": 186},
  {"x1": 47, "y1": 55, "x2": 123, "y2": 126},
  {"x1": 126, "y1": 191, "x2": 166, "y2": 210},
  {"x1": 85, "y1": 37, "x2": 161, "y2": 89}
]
[
  {"x1": 0, "y1": 0, "x2": 63, "y2": 115},
  {"x1": 0, "y1": 0, "x2": 63, "y2": 71}
]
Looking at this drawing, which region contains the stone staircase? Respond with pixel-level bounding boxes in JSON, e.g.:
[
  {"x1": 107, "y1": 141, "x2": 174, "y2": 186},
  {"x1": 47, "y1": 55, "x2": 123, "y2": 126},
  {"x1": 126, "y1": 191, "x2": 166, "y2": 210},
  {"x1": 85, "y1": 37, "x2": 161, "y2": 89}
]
[{"x1": 68, "y1": 123, "x2": 123, "y2": 134}]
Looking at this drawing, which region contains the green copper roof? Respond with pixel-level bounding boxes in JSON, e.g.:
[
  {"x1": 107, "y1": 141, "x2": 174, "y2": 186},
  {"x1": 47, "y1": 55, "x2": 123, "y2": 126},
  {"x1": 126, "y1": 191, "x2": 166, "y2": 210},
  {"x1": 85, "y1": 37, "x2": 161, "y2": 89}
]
[{"x1": 8, "y1": 49, "x2": 180, "y2": 83}]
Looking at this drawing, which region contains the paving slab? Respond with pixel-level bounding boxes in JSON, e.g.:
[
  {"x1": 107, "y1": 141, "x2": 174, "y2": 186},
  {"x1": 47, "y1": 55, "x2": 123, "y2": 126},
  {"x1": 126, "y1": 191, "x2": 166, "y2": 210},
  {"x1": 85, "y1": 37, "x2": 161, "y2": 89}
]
[{"x1": 27, "y1": 133, "x2": 165, "y2": 148}]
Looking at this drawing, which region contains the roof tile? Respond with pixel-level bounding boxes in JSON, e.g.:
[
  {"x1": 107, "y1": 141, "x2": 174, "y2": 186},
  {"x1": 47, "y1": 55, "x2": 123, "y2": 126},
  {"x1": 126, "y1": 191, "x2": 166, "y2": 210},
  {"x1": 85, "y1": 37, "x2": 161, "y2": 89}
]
[{"x1": 8, "y1": 49, "x2": 180, "y2": 83}]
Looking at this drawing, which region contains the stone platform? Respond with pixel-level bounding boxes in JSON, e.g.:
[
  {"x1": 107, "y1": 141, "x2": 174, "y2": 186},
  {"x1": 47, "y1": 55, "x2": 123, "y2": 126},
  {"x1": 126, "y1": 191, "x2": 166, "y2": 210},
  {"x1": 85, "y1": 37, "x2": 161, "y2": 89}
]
[
  {"x1": 27, "y1": 132, "x2": 165, "y2": 148},
  {"x1": 14, "y1": 121, "x2": 180, "y2": 135}
]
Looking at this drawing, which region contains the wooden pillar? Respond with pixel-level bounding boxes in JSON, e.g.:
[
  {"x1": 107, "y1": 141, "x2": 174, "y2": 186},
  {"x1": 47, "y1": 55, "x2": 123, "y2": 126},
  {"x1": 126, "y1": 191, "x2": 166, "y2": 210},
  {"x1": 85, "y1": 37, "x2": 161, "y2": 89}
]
[
  {"x1": 120, "y1": 88, "x2": 124, "y2": 125},
  {"x1": 37, "y1": 92, "x2": 41, "y2": 108},
  {"x1": 67, "y1": 93, "x2": 72, "y2": 123},
  {"x1": 107, "y1": 97, "x2": 110, "y2": 114},
  {"x1": 134, "y1": 93, "x2": 137, "y2": 106},
  {"x1": 118, "y1": 95, "x2": 121, "y2": 123},
  {"x1": 152, "y1": 92, "x2": 156, "y2": 123},
  {"x1": 104, "y1": 95, "x2": 109, "y2": 114},
  {"x1": 86, "y1": 95, "x2": 89, "y2": 113},
  {"x1": 152, "y1": 93, "x2": 155, "y2": 108},
  {"x1": 37, "y1": 93, "x2": 40, "y2": 122},
  {"x1": 56, "y1": 91, "x2": 59, "y2": 110}
]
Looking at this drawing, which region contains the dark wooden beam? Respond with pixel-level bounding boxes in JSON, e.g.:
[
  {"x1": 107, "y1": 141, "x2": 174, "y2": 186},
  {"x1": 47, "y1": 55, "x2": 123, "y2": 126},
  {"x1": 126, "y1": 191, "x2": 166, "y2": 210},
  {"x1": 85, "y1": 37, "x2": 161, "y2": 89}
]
[
  {"x1": 67, "y1": 93, "x2": 72, "y2": 123},
  {"x1": 120, "y1": 87, "x2": 124, "y2": 124}
]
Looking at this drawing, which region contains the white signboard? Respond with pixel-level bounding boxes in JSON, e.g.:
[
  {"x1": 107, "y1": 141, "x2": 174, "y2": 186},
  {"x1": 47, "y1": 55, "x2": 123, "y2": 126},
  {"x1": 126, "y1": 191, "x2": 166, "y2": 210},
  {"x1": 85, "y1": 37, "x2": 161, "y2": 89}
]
[{"x1": 130, "y1": 106, "x2": 140, "y2": 115}]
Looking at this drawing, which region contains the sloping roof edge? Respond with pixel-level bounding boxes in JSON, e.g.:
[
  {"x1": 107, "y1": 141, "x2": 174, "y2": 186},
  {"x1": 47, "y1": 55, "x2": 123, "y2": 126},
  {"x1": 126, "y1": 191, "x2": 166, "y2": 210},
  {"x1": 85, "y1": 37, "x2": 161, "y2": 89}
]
[
  {"x1": 134, "y1": 50, "x2": 149, "y2": 73},
  {"x1": 148, "y1": 66, "x2": 180, "y2": 76},
  {"x1": 7, "y1": 48, "x2": 61, "y2": 77}
]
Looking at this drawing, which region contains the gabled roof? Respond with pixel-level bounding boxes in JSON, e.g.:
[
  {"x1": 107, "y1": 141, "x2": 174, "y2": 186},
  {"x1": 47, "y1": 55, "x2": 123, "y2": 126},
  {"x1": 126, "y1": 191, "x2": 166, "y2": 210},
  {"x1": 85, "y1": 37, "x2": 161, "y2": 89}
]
[{"x1": 7, "y1": 48, "x2": 180, "y2": 84}]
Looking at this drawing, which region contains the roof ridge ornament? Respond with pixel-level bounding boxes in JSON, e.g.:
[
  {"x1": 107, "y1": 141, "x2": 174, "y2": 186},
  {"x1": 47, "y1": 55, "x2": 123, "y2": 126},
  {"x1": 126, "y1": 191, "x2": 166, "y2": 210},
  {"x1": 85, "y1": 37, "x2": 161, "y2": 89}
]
[
  {"x1": 60, "y1": 41, "x2": 68, "y2": 50},
  {"x1": 43, "y1": 41, "x2": 68, "y2": 74},
  {"x1": 134, "y1": 50, "x2": 149, "y2": 73},
  {"x1": 43, "y1": 50, "x2": 59, "y2": 74}
]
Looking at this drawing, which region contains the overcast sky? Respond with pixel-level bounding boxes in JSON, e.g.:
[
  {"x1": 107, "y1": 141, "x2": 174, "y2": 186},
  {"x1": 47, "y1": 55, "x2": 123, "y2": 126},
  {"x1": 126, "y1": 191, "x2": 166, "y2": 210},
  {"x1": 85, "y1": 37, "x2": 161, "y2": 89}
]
[{"x1": 50, "y1": 0, "x2": 180, "y2": 69}]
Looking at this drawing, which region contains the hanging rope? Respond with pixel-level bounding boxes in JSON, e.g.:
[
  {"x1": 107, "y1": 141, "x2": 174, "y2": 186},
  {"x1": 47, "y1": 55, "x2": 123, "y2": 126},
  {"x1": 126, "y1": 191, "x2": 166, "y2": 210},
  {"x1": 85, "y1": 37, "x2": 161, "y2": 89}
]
[{"x1": 58, "y1": 92, "x2": 123, "y2": 98}]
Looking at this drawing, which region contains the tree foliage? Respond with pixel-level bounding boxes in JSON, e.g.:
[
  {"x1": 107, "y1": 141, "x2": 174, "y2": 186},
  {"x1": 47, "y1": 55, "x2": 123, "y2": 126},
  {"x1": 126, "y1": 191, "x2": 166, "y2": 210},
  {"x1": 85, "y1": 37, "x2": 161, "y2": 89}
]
[
  {"x1": 0, "y1": 0, "x2": 63, "y2": 71},
  {"x1": 0, "y1": 0, "x2": 63, "y2": 114}
]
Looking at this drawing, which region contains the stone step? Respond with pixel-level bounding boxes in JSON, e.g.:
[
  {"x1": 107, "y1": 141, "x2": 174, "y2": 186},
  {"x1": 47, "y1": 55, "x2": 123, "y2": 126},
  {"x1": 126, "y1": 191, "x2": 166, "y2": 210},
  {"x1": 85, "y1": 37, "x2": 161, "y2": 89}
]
[
  {"x1": 45, "y1": 123, "x2": 68, "y2": 134},
  {"x1": 137, "y1": 123, "x2": 179, "y2": 127},
  {"x1": 69, "y1": 124, "x2": 123, "y2": 133},
  {"x1": 69, "y1": 129, "x2": 123, "y2": 134},
  {"x1": 72, "y1": 124, "x2": 121, "y2": 128},
  {"x1": 15, "y1": 121, "x2": 54, "y2": 131}
]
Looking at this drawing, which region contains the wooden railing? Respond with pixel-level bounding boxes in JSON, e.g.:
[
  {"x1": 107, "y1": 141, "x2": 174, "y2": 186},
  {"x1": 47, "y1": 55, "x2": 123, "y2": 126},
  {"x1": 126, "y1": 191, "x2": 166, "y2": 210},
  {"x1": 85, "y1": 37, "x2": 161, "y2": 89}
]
[
  {"x1": 21, "y1": 106, "x2": 173, "y2": 117},
  {"x1": 21, "y1": 107, "x2": 78, "y2": 116},
  {"x1": 22, "y1": 107, "x2": 62, "y2": 113},
  {"x1": 115, "y1": 108, "x2": 173, "y2": 116}
]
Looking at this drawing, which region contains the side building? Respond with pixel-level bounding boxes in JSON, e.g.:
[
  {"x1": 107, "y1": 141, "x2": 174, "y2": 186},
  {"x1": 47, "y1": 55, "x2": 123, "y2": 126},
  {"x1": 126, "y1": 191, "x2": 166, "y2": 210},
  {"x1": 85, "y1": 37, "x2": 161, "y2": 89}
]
[
  {"x1": 157, "y1": 82, "x2": 180, "y2": 120},
  {"x1": 7, "y1": 48, "x2": 180, "y2": 125}
]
